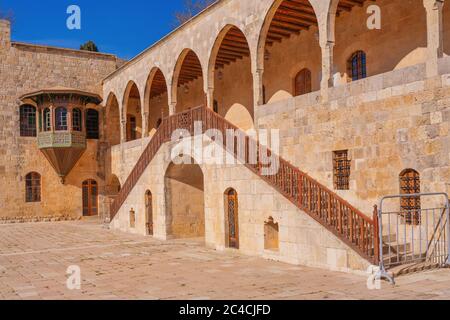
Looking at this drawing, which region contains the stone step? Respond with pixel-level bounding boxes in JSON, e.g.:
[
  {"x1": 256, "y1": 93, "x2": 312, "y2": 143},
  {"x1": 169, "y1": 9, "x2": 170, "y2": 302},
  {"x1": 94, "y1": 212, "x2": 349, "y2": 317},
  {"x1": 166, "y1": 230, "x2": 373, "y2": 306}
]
[{"x1": 389, "y1": 261, "x2": 441, "y2": 277}]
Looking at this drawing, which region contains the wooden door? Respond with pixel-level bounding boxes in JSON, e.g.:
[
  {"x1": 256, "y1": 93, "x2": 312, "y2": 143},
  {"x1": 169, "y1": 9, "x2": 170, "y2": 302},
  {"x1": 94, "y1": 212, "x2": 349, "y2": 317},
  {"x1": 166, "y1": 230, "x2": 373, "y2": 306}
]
[
  {"x1": 145, "y1": 191, "x2": 153, "y2": 235},
  {"x1": 83, "y1": 180, "x2": 98, "y2": 216},
  {"x1": 227, "y1": 189, "x2": 239, "y2": 249},
  {"x1": 294, "y1": 68, "x2": 312, "y2": 96}
]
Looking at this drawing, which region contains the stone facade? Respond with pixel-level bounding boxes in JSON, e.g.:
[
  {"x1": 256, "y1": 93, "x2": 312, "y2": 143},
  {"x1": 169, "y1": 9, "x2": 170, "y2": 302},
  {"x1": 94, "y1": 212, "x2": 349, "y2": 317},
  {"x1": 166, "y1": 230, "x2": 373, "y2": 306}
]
[
  {"x1": 0, "y1": 20, "x2": 121, "y2": 219},
  {"x1": 257, "y1": 63, "x2": 450, "y2": 214},
  {"x1": 110, "y1": 137, "x2": 370, "y2": 273},
  {"x1": 2, "y1": 0, "x2": 450, "y2": 271}
]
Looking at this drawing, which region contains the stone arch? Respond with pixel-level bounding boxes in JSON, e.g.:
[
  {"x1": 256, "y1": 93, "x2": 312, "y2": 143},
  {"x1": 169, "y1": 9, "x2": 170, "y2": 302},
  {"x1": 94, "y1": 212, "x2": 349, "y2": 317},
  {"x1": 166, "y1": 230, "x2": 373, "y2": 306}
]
[
  {"x1": 208, "y1": 25, "x2": 254, "y2": 130},
  {"x1": 122, "y1": 81, "x2": 142, "y2": 141},
  {"x1": 171, "y1": 49, "x2": 205, "y2": 113},
  {"x1": 164, "y1": 156, "x2": 205, "y2": 239},
  {"x1": 257, "y1": 0, "x2": 321, "y2": 104},
  {"x1": 105, "y1": 92, "x2": 121, "y2": 146},
  {"x1": 144, "y1": 67, "x2": 170, "y2": 136},
  {"x1": 107, "y1": 174, "x2": 121, "y2": 196}
]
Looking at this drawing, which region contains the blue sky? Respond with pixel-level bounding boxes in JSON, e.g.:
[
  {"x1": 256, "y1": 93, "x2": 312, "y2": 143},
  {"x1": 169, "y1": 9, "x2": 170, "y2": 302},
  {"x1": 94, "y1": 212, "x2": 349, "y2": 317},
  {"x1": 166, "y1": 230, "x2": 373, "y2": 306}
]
[{"x1": 1, "y1": 0, "x2": 189, "y2": 60}]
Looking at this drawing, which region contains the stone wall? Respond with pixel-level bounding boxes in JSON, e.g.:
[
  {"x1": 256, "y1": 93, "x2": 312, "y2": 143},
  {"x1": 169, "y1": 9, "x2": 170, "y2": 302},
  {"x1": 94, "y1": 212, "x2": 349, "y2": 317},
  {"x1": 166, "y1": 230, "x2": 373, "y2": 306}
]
[
  {"x1": 0, "y1": 21, "x2": 120, "y2": 219},
  {"x1": 256, "y1": 64, "x2": 450, "y2": 215},
  {"x1": 110, "y1": 136, "x2": 371, "y2": 273}
]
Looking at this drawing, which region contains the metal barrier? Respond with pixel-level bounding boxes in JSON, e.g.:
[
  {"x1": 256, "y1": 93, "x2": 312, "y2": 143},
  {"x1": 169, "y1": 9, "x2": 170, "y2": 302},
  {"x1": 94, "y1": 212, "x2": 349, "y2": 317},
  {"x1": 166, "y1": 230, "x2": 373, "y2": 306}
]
[{"x1": 376, "y1": 193, "x2": 450, "y2": 284}]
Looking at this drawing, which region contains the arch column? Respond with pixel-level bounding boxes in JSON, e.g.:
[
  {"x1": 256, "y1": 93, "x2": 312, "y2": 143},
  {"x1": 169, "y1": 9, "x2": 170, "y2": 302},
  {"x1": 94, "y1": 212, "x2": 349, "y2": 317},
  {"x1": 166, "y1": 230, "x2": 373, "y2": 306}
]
[
  {"x1": 320, "y1": 41, "x2": 335, "y2": 100},
  {"x1": 167, "y1": 83, "x2": 176, "y2": 116},
  {"x1": 424, "y1": 0, "x2": 444, "y2": 78},
  {"x1": 253, "y1": 68, "x2": 264, "y2": 107},
  {"x1": 319, "y1": 0, "x2": 337, "y2": 102},
  {"x1": 142, "y1": 111, "x2": 149, "y2": 138},
  {"x1": 206, "y1": 87, "x2": 214, "y2": 110},
  {"x1": 120, "y1": 118, "x2": 127, "y2": 144}
]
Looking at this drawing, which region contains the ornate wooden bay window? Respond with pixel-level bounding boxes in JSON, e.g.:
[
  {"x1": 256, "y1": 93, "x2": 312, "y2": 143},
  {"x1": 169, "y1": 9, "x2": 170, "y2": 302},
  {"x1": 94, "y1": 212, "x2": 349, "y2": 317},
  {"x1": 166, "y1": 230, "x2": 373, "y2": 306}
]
[{"x1": 19, "y1": 88, "x2": 103, "y2": 184}]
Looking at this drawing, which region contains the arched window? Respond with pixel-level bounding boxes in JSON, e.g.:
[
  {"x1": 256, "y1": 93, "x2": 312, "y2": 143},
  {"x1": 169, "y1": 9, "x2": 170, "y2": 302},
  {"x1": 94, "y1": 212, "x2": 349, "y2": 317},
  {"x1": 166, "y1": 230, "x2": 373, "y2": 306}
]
[
  {"x1": 72, "y1": 108, "x2": 82, "y2": 132},
  {"x1": 43, "y1": 108, "x2": 51, "y2": 132},
  {"x1": 86, "y1": 109, "x2": 99, "y2": 139},
  {"x1": 294, "y1": 68, "x2": 312, "y2": 96},
  {"x1": 55, "y1": 107, "x2": 68, "y2": 131},
  {"x1": 25, "y1": 172, "x2": 41, "y2": 203},
  {"x1": 348, "y1": 51, "x2": 367, "y2": 81},
  {"x1": 82, "y1": 179, "x2": 98, "y2": 216},
  {"x1": 225, "y1": 188, "x2": 239, "y2": 249},
  {"x1": 400, "y1": 169, "x2": 421, "y2": 225},
  {"x1": 20, "y1": 105, "x2": 37, "y2": 137}
]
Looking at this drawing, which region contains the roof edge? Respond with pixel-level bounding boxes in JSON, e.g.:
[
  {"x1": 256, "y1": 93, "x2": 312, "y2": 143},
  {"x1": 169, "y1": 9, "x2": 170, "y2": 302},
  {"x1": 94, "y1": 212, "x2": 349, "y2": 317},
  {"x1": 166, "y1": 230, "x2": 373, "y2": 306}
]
[
  {"x1": 102, "y1": 0, "x2": 223, "y2": 84},
  {"x1": 12, "y1": 41, "x2": 118, "y2": 59}
]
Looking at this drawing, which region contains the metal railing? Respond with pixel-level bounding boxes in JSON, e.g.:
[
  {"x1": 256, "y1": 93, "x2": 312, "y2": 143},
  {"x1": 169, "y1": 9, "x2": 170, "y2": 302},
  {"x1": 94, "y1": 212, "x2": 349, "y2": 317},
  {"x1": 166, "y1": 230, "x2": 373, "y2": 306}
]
[
  {"x1": 376, "y1": 193, "x2": 450, "y2": 283},
  {"x1": 110, "y1": 106, "x2": 377, "y2": 262}
]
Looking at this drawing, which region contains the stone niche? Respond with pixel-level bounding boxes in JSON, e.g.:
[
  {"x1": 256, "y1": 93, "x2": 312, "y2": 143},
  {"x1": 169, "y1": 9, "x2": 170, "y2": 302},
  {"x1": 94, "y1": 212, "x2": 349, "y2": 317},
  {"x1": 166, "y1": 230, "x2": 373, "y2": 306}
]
[{"x1": 264, "y1": 217, "x2": 279, "y2": 251}]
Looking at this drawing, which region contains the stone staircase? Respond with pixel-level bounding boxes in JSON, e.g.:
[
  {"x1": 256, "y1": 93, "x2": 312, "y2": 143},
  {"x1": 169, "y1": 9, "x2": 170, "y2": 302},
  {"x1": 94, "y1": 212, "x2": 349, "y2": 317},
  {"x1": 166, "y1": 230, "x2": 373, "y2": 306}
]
[{"x1": 110, "y1": 106, "x2": 380, "y2": 264}]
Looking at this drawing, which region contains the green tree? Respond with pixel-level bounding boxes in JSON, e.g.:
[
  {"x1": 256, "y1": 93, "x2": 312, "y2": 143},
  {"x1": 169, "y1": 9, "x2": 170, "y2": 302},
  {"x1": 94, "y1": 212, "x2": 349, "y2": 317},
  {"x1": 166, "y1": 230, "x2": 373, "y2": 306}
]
[
  {"x1": 80, "y1": 41, "x2": 99, "y2": 52},
  {"x1": 174, "y1": 0, "x2": 216, "y2": 26}
]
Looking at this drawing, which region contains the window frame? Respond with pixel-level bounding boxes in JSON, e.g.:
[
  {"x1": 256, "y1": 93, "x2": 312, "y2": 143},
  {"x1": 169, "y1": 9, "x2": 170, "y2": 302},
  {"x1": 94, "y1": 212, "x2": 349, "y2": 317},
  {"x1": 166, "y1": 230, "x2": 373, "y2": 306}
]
[
  {"x1": 55, "y1": 107, "x2": 68, "y2": 131},
  {"x1": 347, "y1": 50, "x2": 367, "y2": 82},
  {"x1": 86, "y1": 109, "x2": 100, "y2": 140},
  {"x1": 19, "y1": 105, "x2": 37, "y2": 137},
  {"x1": 72, "y1": 108, "x2": 83, "y2": 132},
  {"x1": 25, "y1": 172, "x2": 41, "y2": 203},
  {"x1": 333, "y1": 150, "x2": 351, "y2": 191}
]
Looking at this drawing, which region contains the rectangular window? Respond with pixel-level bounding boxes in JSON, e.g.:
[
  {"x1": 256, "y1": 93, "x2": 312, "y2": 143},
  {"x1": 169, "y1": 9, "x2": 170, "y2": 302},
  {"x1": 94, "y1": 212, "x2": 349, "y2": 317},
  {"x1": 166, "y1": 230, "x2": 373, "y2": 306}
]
[{"x1": 333, "y1": 150, "x2": 351, "y2": 190}]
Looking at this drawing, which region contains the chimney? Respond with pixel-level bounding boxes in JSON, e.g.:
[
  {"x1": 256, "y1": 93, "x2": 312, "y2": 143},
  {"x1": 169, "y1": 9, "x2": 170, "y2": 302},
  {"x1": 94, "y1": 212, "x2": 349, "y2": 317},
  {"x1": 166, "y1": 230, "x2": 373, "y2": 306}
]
[{"x1": 0, "y1": 19, "x2": 11, "y2": 49}]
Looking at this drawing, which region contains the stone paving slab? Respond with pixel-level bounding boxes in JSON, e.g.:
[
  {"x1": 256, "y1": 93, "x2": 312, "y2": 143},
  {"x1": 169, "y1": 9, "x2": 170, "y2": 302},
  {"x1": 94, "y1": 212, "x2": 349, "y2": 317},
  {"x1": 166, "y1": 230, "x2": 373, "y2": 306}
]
[{"x1": 0, "y1": 221, "x2": 449, "y2": 300}]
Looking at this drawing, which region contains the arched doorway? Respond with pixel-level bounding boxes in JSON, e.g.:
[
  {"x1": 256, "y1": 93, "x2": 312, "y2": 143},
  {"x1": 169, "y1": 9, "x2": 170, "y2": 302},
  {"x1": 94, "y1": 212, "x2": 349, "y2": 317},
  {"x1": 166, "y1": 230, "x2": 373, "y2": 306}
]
[
  {"x1": 224, "y1": 188, "x2": 239, "y2": 249},
  {"x1": 145, "y1": 190, "x2": 153, "y2": 235},
  {"x1": 209, "y1": 25, "x2": 254, "y2": 130},
  {"x1": 172, "y1": 49, "x2": 205, "y2": 112},
  {"x1": 164, "y1": 158, "x2": 205, "y2": 239},
  {"x1": 82, "y1": 179, "x2": 98, "y2": 216}
]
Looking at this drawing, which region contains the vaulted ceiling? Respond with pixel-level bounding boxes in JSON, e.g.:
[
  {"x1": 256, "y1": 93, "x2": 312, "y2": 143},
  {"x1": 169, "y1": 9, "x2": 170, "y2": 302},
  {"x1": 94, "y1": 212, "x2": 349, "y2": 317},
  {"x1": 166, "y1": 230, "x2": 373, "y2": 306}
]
[
  {"x1": 177, "y1": 51, "x2": 203, "y2": 87},
  {"x1": 149, "y1": 69, "x2": 167, "y2": 99},
  {"x1": 265, "y1": 0, "x2": 371, "y2": 46},
  {"x1": 215, "y1": 27, "x2": 250, "y2": 70}
]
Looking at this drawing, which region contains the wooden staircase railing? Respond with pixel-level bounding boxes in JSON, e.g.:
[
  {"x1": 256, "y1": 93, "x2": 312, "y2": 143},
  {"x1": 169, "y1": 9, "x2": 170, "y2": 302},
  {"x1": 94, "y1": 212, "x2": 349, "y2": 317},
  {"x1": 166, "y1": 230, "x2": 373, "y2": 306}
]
[{"x1": 110, "y1": 106, "x2": 378, "y2": 263}]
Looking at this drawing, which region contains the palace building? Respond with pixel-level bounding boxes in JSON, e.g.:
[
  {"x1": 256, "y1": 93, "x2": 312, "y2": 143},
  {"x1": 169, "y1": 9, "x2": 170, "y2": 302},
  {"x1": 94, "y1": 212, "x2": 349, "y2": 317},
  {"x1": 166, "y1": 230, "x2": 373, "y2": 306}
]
[{"x1": 2, "y1": 0, "x2": 450, "y2": 273}]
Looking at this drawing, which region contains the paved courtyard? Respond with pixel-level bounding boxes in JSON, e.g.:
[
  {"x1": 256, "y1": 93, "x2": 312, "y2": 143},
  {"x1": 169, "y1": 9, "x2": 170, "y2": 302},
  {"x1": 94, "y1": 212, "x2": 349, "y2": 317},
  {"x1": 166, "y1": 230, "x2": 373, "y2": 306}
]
[{"x1": 0, "y1": 220, "x2": 450, "y2": 300}]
